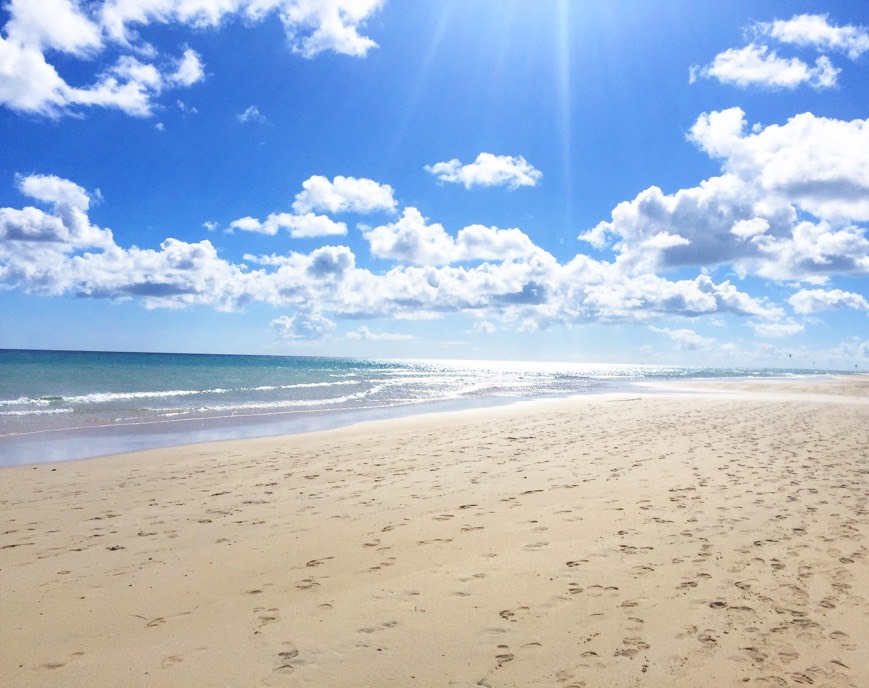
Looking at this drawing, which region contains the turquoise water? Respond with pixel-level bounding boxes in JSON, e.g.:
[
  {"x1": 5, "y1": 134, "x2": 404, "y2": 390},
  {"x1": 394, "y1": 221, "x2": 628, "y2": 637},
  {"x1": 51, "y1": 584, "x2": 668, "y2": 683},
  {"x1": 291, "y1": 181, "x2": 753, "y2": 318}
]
[{"x1": 0, "y1": 349, "x2": 847, "y2": 465}]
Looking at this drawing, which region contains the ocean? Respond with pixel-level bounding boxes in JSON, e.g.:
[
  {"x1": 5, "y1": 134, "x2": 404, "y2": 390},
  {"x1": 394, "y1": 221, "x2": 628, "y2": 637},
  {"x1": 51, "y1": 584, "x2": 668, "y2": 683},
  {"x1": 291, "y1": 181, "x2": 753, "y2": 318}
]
[{"x1": 0, "y1": 349, "x2": 847, "y2": 466}]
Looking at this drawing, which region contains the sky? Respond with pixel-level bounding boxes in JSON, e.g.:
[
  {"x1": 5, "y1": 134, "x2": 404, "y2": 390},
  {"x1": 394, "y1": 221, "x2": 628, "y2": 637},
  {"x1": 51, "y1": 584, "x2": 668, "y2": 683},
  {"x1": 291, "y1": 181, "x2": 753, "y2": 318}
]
[{"x1": 1, "y1": 0, "x2": 868, "y2": 368}]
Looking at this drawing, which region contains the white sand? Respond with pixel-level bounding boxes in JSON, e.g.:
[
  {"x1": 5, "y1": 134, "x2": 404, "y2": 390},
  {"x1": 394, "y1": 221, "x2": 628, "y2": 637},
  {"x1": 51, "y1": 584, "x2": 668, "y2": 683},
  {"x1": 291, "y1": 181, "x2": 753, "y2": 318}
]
[{"x1": 1, "y1": 377, "x2": 867, "y2": 687}]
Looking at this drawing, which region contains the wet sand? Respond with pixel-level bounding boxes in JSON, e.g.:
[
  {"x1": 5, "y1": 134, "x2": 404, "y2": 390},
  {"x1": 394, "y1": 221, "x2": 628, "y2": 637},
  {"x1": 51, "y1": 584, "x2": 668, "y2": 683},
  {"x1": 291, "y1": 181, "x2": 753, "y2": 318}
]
[{"x1": 1, "y1": 377, "x2": 867, "y2": 687}]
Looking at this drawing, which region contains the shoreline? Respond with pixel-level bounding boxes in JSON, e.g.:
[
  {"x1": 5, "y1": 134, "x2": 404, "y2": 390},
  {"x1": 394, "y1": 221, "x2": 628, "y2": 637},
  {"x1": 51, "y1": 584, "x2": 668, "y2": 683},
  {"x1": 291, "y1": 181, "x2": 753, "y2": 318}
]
[
  {"x1": 2, "y1": 376, "x2": 867, "y2": 687},
  {"x1": 2, "y1": 372, "x2": 859, "y2": 468}
]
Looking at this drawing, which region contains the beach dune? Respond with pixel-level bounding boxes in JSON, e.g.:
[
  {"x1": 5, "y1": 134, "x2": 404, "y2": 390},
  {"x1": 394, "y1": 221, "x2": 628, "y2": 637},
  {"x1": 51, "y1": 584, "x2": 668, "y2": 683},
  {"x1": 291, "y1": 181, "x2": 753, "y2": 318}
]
[{"x1": 2, "y1": 378, "x2": 867, "y2": 687}]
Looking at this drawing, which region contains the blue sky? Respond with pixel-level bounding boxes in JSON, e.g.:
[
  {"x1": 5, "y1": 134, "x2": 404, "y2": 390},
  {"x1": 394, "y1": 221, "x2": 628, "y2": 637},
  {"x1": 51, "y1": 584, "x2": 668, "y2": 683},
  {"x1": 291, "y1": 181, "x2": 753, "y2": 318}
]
[{"x1": 1, "y1": 0, "x2": 867, "y2": 368}]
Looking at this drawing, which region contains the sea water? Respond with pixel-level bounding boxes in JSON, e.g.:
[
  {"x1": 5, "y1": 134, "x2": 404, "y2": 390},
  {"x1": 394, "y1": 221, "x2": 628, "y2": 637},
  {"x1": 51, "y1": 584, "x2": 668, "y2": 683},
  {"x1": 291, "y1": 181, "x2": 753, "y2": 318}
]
[{"x1": 0, "y1": 349, "x2": 844, "y2": 465}]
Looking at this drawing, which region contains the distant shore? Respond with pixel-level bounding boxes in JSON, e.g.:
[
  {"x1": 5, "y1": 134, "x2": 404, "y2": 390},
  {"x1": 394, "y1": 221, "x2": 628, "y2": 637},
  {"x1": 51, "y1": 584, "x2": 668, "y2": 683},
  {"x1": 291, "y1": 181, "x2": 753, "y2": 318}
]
[{"x1": 2, "y1": 377, "x2": 867, "y2": 687}]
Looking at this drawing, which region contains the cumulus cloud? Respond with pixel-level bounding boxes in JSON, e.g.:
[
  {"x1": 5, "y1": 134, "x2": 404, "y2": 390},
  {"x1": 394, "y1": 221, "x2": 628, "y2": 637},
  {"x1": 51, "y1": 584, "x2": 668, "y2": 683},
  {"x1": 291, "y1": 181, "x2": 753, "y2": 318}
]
[
  {"x1": 363, "y1": 208, "x2": 543, "y2": 266},
  {"x1": 0, "y1": 173, "x2": 257, "y2": 308},
  {"x1": 293, "y1": 175, "x2": 396, "y2": 215},
  {"x1": 749, "y1": 221, "x2": 869, "y2": 282},
  {"x1": 4, "y1": 0, "x2": 101, "y2": 55},
  {"x1": 789, "y1": 288, "x2": 869, "y2": 314},
  {"x1": 1, "y1": 174, "x2": 112, "y2": 250},
  {"x1": 0, "y1": 29, "x2": 186, "y2": 117},
  {"x1": 0, "y1": 172, "x2": 831, "y2": 335},
  {"x1": 690, "y1": 13, "x2": 867, "y2": 90},
  {"x1": 0, "y1": 0, "x2": 383, "y2": 117},
  {"x1": 277, "y1": 0, "x2": 385, "y2": 58},
  {"x1": 649, "y1": 326, "x2": 715, "y2": 350},
  {"x1": 170, "y1": 48, "x2": 204, "y2": 86},
  {"x1": 584, "y1": 109, "x2": 869, "y2": 282},
  {"x1": 229, "y1": 174, "x2": 396, "y2": 240},
  {"x1": 362, "y1": 208, "x2": 456, "y2": 265},
  {"x1": 758, "y1": 14, "x2": 869, "y2": 59},
  {"x1": 689, "y1": 108, "x2": 869, "y2": 223},
  {"x1": 272, "y1": 312, "x2": 335, "y2": 340},
  {"x1": 425, "y1": 153, "x2": 542, "y2": 190},
  {"x1": 98, "y1": 0, "x2": 385, "y2": 58},
  {"x1": 229, "y1": 212, "x2": 347, "y2": 238},
  {"x1": 689, "y1": 44, "x2": 838, "y2": 90}
]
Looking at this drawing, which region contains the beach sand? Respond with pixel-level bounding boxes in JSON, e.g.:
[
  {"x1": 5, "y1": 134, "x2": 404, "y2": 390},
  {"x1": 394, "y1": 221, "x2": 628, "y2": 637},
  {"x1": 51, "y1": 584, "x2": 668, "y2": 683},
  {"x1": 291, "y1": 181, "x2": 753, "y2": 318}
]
[{"x1": 1, "y1": 377, "x2": 867, "y2": 687}]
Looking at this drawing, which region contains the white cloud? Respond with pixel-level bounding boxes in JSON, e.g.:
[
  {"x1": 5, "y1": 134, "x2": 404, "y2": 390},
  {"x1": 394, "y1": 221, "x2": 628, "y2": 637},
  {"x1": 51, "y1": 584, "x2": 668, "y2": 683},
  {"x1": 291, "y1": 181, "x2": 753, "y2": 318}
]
[
  {"x1": 0, "y1": 37, "x2": 70, "y2": 115},
  {"x1": 71, "y1": 237, "x2": 257, "y2": 310},
  {"x1": 749, "y1": 220, "x2": 869, "y2": 282},
  {"x1": 98, "y1": 0, "x2": 384, "y2": 59},
  {"x1": 237, "y1": 105, "x2": 267, "y2": 124},
  {"x1": 18, "y1": 174, "x2": 91, "y2": 212},
  {"x1": 1, "y1": 174, "x2": 113, "y2": 252},
  {"x1": 689, "y1": 108, "x2": 869, "y2": 223},
  {"x1": 293, "y1": 175, "x2": 396, "y2": 214},
  {"x1": 1, "y1": 0, "x2": 383, "y2": 118},
  {"x1": 363, "y1": 207, "x2": 455, "y2": 265},
  {"x1": 425, "y1": 153, "x2": 542, "y2": 190},
  {"x1": 67, "y1": 55, "x2": 165, "y2": 116},
  {"x1": 346, "y1": 326, "x2": 414, "y2": 341},
  {"x1": 229, "y1": 212, "x2": 347, "y2": 238},
  {"x1": 4, "y1": 0, "x2": 101, "y2": 55},
  {"x1": 0, "y1": 172, "x2": 840, "y2": 336},
  {"x1": 649, "y1": 326, "x2": 715, "y2": 350},
  {"x1": 278, "y1": 0, "x2": 386, "y2": 58},
  {"x1": 0, "y1": 29, "x2": 178, "y2": 117},
  {"x1": 690, "y1": 44, "x2": 838, "y2": 89},
  {"x1": 759, "y1": 14, "x2": 869, "y2": 60},
  {"x1": 363, "y1": 207, "x2": 544, "y2": 266},
  {"x1": 228, "y1": 216, "x2": 263, "y2": 233},
  {"x1": 170, "y1": 48, "x2": 204, "y2": 86},
  {"x1": 751, "y1": 320, "x2": 805, "y2": 338},
  {"x1": 455, "y1": 224, "x2": 540, "y2": 262},
  {"x1": 585, "y1": 109, "x2": 869, "y2": 282},
  {"x1": 272, "y1": 312, "x2": 335, "y2": 340},
  {"x1": 580, "y1": 174, "x2": 772, "y2": 274},
  {"x1": 691, "y1": 14, "x2": 868, "y2": 91},
  {"x1": 789, "y1": 288, "x2": 869, "y2": 314}
]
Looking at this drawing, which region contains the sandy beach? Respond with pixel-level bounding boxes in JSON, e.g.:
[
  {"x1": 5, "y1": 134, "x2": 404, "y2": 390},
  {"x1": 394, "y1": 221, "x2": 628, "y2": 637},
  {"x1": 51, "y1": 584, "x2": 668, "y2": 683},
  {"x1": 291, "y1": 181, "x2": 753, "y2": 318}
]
[{"x1": 1, "y1": 377, "x2": 867, "y2": 687}]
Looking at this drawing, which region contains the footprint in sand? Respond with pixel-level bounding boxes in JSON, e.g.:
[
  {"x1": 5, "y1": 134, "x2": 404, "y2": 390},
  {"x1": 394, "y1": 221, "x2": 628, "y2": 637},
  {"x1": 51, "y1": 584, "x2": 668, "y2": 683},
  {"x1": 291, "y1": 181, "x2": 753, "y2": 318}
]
[
  {"x1": 495, "y1": 645, "x2": 514, "y2": 667},
  {"x1": 255, "y1": 608, "x2": 280, "y2": 630},
  {"x1": 306, "y1": 557, "x2": 334, "y2": 567},
  {"x1": 160, "y1": 655, "x2": 184, "y2": 669},
  {"x1": 368, "y1": 557, "x2": 397, "y2": 572},
  {"x1": 271, "y1": 642, "x2": 299, "y2": 677},
  {"x1": 585, "y1": 584, "x2": 619, "y2": 598},
  {"x1": 499, "y1": 606, "x2": 530, "y2": 622},
  {"x1": 614, "y1": 637, "x2": 650, "y2": 658}
]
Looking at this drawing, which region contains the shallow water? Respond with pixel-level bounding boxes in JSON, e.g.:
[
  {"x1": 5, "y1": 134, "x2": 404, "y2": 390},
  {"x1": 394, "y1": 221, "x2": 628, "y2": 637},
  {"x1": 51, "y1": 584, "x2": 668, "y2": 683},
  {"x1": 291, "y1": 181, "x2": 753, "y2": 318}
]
[{"x1": 0, "y1": 349, "x2": 847, "y2": 465}]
